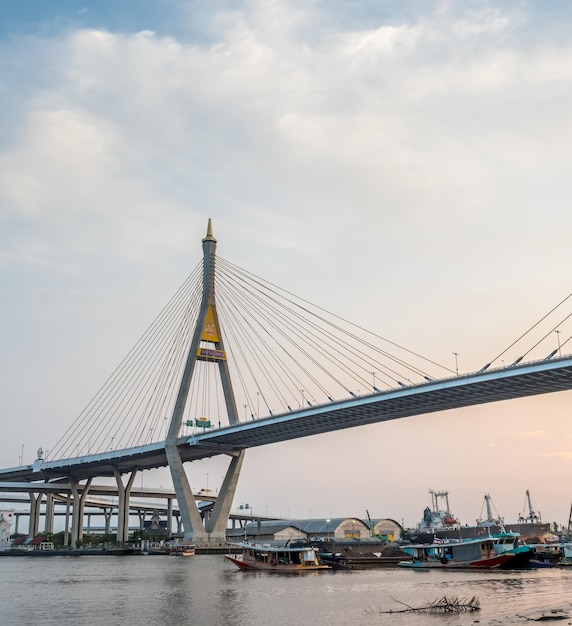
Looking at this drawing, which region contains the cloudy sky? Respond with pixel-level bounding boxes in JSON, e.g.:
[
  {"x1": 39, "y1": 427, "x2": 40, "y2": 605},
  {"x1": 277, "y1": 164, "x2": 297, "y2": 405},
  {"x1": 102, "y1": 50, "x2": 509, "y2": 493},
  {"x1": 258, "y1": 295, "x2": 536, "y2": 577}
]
[{"x1": 2, "y1": 0, "x2": 572, "y2": 529}]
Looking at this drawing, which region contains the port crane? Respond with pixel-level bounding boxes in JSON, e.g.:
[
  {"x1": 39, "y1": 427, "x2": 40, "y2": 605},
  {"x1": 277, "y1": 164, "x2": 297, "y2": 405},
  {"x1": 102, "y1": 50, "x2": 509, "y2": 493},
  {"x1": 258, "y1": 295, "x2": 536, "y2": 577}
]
[{"x1": 518, "y1": 490, "x2": 542, "y2": 524}]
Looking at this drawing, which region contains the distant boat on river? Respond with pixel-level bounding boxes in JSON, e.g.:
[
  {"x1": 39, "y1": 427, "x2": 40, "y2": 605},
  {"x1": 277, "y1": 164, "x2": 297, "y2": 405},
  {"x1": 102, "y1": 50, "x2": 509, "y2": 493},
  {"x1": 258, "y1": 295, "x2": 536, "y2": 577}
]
[{"x1": 169, "y1": 542, "x2": 195, "y2": 556}]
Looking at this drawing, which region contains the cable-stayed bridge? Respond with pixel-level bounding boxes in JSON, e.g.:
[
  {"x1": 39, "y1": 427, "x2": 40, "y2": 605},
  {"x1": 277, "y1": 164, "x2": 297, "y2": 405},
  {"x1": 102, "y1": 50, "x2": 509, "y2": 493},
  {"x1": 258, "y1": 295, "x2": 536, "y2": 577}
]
[{"x1": 2, "y1": 220, "x2": 572, "y2": 545}]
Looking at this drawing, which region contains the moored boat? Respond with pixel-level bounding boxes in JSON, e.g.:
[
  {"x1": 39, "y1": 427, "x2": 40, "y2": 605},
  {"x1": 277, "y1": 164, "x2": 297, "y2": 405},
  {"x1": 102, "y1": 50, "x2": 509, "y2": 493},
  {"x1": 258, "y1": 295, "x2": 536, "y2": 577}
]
[
  {"x1": 557, "y1": 543, "x2": 572, "y2": 566},
  {"x1": 399, "y1": 536, "x2": 514, "y2": 570},
  {"x1": 225, "y1": 542, "x2": 331, "y2": 572},
  {"x1": 529, "y1": 542, "x2": 562, "y2": 565},
  {"x1": 317, "y1": 550, "x2": 408, "y2": 569},
  {"x1": 490, "y1": 531, "x2": 533, "y2": 568},
  {"x1": 169, "y1": 542, "x2": 195, "y2": 556}
]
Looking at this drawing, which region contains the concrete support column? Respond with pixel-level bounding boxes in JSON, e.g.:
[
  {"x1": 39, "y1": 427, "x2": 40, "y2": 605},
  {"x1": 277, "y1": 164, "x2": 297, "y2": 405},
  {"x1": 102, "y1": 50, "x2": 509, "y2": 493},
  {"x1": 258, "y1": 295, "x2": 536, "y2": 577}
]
[
  {"x1": 167, "y1": 498, "x2": 173, "y2": 537},
  {"x1": 113, "y1": 468, "x2": 137, "y2": 544},
  {"x1": 69, "y1": 478, "x2": 92, "y2": 545},
  {"x1": 69, "y1": 480, "x2": 80, "y2": 547},
  {"x1": 28, "y1": 492, "x2": 42, "y2": 537},
  {"x1": 64, "y1": 496, "x2": 71, "y2": 546},
  {"x1": 205, "y1": 450, "x2": 245, "y2": 541},
  {"x1": 138, "y1": 511, "x2": 145, "y2": 531},
  {"x1": 104, "y1": 509, "x2": 112, "y2": 535},
  {"x1": 44, "y1": 493, "x2": 55, "y2": 534},
  {"x1": 77, "y1": 478, "x2": 92, "y2": 541}
]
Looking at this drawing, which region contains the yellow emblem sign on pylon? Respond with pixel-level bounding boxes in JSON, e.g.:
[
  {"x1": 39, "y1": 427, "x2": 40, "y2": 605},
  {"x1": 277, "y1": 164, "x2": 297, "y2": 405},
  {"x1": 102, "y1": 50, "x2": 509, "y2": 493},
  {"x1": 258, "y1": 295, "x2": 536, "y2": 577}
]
[{"x1": 201, "y1": 305, "x2": 220, "y2": 343}]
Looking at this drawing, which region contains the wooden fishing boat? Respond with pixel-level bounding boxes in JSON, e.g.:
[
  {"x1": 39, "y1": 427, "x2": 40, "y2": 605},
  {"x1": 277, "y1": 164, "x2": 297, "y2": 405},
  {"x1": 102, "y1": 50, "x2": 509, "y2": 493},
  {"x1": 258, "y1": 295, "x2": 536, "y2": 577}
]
[{"x1": 225, "y1": 542, "x2": 330, "y2": 572}]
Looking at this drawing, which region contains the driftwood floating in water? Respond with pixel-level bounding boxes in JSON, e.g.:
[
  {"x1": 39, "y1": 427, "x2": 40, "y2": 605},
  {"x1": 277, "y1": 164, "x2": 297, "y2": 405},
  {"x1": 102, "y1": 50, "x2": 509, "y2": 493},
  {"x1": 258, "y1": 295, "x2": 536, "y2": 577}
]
[{"x1": 385, "y1": 595, "x2": 481, "y2": 613}]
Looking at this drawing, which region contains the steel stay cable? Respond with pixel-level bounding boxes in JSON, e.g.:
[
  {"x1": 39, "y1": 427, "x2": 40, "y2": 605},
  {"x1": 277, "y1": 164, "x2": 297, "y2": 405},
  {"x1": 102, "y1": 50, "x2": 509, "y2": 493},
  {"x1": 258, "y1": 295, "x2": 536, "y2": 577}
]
[
  {"x1": 81, "y1": 276, "x2": 200, "y2": 453},
  {"x1": 516, "y1": 312, "x2": 572, "y2": 361},
  {"x1": 217, "y1": 303, "x2": 302, "y2": 415},
  {"x1": 217, "y1": 277, "x2": 318, "y2": 415},
  {"x1": 51, "y1": 266, "x2": 202, "y2": 457},
  {"x1": 125, "y1": 308, "x2": 194, "y2": 448},
  {"x1": 216, "y1": 271, "x2": 351, "y2": 400},
  {"x1": 218, "y1": 258, "x2": 439, "y2": 381},
  {"x1": 218, "y1": 271, "x2": 360, "y2": 393},
  {"x1": 215, "y1": 296, "x2": 282, "y2": 415},
  {"x1": 217, "y1": 264, "x2": 406, "y2": 395},
  {"x1": 216, "y1": 276, "x2": 333, "y2": 406},
  {"x1": 216, "y1": 282, "x2": 301, "y2": 413},
  {"x1": 486, "y1": 291, "x2": 572, "y2": 367},
  {"x1": 218, "y1": 257, "x2": 454, "y2": 374},
  {"x1": 216, "y1": 276, "x2": 324, "y2": 402}
]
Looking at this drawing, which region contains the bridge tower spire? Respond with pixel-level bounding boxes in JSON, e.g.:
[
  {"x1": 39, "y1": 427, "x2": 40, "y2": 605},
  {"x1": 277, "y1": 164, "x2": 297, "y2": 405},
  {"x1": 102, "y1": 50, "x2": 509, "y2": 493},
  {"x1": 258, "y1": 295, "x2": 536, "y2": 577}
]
[{"x1": 165, "y1": 219, "x2": 245, "y2": 542}]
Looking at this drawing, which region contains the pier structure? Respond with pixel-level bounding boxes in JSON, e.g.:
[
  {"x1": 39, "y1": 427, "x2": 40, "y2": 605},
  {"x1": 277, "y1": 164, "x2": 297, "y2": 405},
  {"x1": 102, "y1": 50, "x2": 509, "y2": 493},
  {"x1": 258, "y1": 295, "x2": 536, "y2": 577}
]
[{"x1": 0, "y1": 485, "x2": 273, "y2": 543}]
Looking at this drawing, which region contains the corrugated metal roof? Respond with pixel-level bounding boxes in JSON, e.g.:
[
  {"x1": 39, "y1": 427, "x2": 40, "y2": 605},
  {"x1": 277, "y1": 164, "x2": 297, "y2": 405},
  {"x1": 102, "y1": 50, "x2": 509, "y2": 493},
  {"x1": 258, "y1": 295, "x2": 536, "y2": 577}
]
[
  {"x1": 236, "y1": 521, "x2": 303, "y2": 534},
  {"x1": 240, "y1": 518, "x2": 367, "y2": 534}
]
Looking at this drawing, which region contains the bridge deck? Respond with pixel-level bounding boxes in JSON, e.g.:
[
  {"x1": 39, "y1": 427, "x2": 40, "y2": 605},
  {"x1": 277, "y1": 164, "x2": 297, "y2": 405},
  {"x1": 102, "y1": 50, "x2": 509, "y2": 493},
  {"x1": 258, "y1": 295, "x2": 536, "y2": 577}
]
[{"x1": 2, "y1": 357, "x2": 572, "y2": 482}]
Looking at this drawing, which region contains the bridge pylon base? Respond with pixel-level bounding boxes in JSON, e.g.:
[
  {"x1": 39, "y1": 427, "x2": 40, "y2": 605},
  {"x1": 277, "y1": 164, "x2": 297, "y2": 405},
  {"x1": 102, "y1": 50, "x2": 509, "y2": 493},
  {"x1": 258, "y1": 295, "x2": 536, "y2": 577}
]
[{"x1": 166, "y1": 442, "x2": 208, "y2": 541}]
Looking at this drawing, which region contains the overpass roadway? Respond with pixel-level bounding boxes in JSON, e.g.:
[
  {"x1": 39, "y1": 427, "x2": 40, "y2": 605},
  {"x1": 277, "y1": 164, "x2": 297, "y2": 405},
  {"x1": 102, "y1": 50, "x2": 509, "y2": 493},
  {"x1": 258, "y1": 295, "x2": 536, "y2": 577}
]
[{"x1": 2, "y1": 356, "x2": 571, "y2": 483}]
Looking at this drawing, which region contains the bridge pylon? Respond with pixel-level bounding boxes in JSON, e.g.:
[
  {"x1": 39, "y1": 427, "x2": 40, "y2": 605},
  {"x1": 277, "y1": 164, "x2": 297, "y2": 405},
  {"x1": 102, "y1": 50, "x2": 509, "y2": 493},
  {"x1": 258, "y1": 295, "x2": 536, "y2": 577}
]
[{"x1": 165, "y1": 219, "x2": 244, "y2": 542}]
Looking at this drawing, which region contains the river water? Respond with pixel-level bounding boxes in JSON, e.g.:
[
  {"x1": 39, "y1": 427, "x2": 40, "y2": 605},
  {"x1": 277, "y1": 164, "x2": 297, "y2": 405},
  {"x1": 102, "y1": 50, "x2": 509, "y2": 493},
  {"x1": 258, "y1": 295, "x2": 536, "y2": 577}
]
[{"x1": 2, "y1": 555, "x2": 572, "y2": 625}]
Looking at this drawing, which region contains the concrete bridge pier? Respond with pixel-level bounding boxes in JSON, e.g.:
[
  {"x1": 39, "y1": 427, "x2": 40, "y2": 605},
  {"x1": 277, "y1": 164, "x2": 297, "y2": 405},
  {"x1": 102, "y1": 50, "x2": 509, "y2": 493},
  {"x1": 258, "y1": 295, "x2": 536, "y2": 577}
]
[
  {"x1": 44, "y1": 493, "x2": 55, "y2": 534},
  {"x1": 205, "y1": 450, "x2": 245, "y2": 541},
  {"x1": 165, "y1": 444, "x2": 207, "y2": 542},
  {"x1": 64, "y1": 495, "x2": 71, "y2": 546},
  {"x1": 28, "y1": 492, "x2": 42, "y2": 537},
  {"x1": 167, "y1": 498, "x2": 173, "y2": 536},
  {"x1": 70, "y1": 477, "x2": 92, "y2": 546},
  {"x1": 104, "y1": 508, "x2": 112, "y2": 535},
  {"x1": 69, "y1": 481, "x2": 80, "y2": 545},
  {"x1": 113, "y1": 468, "x2": 136, "y2": 544},
  {"x1": 77, "y1": 478, "x2": 92, "y2": 542}
]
